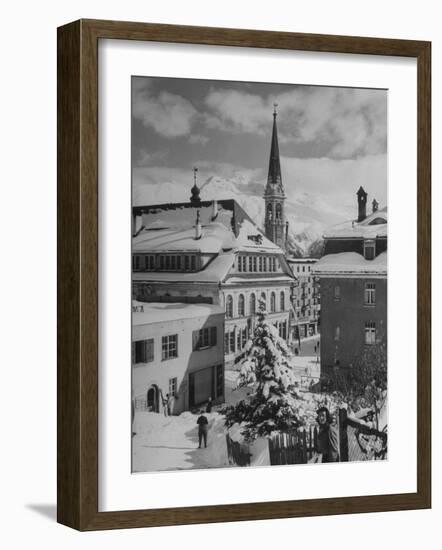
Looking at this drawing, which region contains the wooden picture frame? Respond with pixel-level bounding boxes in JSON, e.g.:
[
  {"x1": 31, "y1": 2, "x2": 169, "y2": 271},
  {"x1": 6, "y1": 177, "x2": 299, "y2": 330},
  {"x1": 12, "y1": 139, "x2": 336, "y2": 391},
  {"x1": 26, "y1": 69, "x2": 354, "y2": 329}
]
[{"x1": 57, "y1": 19, "x2": 431, "y2": 531}]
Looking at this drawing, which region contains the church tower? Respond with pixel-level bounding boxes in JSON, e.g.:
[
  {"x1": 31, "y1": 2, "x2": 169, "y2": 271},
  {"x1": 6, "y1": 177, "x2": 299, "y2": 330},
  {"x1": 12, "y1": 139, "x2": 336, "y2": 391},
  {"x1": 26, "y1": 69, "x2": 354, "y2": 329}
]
[{"x1": 264, "y1": 104, "x2": 286, "y2": 249}]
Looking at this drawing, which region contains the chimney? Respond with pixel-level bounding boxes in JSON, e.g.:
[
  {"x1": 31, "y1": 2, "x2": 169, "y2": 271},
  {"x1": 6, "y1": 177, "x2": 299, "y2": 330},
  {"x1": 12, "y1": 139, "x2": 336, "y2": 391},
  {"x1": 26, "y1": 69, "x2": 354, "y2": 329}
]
[
  {"x1": 211, "y1": 199, "x2": 218, "y2": 220},
  {"x1": 372, "y1": 198, "x2": 379, "y2": 213},
  {"x1": 195, "y1": 209, "x2": 202, "y2": 240},
  {"x1": 357, "y1": 186, "x2": 368, "y2": 222}
]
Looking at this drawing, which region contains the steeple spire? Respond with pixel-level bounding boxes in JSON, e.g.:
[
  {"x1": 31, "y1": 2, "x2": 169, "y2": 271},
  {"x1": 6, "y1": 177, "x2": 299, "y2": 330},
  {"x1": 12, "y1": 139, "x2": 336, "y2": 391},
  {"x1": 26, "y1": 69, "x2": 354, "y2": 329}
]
[
  {"x1": 190, "y1": 166, "x2": 201, "y2": 206},
  {"x1": 264, "y1": 105, "x2": 287, "y2": 250},
  {"x1": 265, "y1": 103, "x2": 284, "y2": 197}
]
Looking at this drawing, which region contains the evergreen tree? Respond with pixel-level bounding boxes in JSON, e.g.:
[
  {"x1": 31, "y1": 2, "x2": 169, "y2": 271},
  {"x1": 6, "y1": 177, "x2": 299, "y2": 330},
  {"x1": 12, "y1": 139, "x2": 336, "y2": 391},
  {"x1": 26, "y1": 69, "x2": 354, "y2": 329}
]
[{"x1": 223, "y1": 300, "x2": 303, "y2": 440}]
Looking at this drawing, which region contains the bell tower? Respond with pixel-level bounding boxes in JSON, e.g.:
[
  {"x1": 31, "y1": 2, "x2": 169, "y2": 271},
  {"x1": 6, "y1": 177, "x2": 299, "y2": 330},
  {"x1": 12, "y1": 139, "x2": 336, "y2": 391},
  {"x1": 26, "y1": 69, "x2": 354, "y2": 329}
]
[{"x1": 264, "y1": 104, "x2": 286, "y2": 249}]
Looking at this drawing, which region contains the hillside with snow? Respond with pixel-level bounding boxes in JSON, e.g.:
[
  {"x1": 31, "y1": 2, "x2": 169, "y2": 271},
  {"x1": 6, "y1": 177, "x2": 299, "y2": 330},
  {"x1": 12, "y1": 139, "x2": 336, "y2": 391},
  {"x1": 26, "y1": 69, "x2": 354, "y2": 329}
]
[{"x1": 133, "y1": 176, "x2": 354, "y2": 257}]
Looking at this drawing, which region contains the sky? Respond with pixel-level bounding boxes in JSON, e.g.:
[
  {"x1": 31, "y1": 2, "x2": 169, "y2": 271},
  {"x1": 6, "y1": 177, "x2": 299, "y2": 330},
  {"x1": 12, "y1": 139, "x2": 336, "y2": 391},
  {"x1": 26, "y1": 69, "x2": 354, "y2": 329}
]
[{"x1": 132, "y1": 76, "x2": 387, "y2": 218}]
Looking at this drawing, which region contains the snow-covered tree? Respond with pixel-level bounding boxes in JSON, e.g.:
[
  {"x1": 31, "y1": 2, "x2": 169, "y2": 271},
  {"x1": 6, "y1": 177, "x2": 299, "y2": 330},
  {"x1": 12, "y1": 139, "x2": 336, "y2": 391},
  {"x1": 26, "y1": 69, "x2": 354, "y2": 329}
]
[{"x1": 223, "y1": 300, "x2": 304, "y2": 440}]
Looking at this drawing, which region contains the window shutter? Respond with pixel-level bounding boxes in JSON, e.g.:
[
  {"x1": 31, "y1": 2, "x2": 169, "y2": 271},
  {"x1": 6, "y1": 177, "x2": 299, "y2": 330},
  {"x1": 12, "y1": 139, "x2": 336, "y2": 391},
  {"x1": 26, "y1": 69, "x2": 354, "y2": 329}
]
[
  {"x1": 210, "y1": 326, "x2": 217, "y2": 346},
  {"x1": 192, "y1": 330, "x2": 199, "y2": 351}
]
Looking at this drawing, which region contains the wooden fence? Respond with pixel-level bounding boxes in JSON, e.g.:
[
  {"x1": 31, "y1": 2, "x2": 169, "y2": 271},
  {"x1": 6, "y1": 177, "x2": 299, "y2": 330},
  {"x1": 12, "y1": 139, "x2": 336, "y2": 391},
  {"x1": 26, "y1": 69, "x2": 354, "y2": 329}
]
[
  {"x1": 225, "y1": 434, "x2": 252, "y2": 467},
  {"x1": 268, "y1": 426, "x2": 318, "y2": 465}
]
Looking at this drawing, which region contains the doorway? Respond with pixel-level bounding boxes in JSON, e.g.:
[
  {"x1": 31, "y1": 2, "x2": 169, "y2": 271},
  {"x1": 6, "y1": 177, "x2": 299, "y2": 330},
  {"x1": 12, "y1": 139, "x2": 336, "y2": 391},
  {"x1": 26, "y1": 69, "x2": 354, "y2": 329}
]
[{"x1": 147, "y1": 384, "x2": 160, "y2": 412}]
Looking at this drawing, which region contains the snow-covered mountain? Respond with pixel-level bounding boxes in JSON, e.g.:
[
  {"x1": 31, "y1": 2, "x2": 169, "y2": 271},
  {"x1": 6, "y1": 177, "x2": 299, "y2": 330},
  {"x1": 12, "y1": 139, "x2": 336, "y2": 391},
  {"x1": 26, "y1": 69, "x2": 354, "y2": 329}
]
[{"x1": 134, "y1": 175, "x2": 351, "y2": 257}]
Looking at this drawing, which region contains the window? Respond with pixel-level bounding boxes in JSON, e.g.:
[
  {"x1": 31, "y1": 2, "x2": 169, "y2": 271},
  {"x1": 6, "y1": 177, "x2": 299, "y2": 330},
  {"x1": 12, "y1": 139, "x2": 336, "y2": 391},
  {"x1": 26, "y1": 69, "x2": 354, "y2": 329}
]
[
  {"x1": 364, "y1": 282, "x2": 376, "y2": 305},
  {"x1": 191, "y1": 255, "x2": 196, "y2": 270},
  {"x1": 249, "y1": 256, "x2": 253, "y2": 271},
  {"x1": 297, "y1": 266, "x2": 300, "y2": 273},
  {"x1": 259, "y1": 256, "x2": 263, "y2": 272},
  {"x1": 364, "y1": 239, "x2": 376, "y2": 260},
  {"x1": 242, "y1": 256, "x2": 247, "y2": 272},
  {"x1": 302, "y1": 266, "x2": 305, "y2": 272},
  {"x1": 273, "y1": 257, "x2": 277, "y2": 271},
  {"x1": 263, "y1": 257, "x2": 267, "y2": 271},
  {"x1": 334, "y1": 285, "x2": 341, "y2": 301},
  {"x1": 225, "y1": 295, "x2": 234, "y2": 318},
  {"x1": 249, "y1": 293, "x2": 256, "y2": 315},
  {"x1": 162, "y1": 334, "x2": 178, "y2": 360},
  {"x1": 276, "y1": 203, "x2": 282, "y2": 220},
  {"x1": 270, "y1": 292, "x2": 276, "y2": 313},
  {"x1": 169, "y1": 377, "x2": 177, "y2": 396},
  {"x1": 229, "y1": 331, "x2": 236, "y2": 353},
  {"x1": 253, "y1": 256, "x2": 257, "y2": 272},
  {"x1": 133, "y1": 255, "x2": 141, "y2": 271},
  {"x1": 237, "y1": 330, "x2": 242, "y2": 351},
  {"x1": 261, "y1": 292, "x2": 267, "y2": 309},
  {"x1": 242, "y1": 327, "x2": 248, "y2": 348},
  {"x1": 193, "y1": 327, "x2": 217, "y2": 350},
  {"x1": 176, "y1": 256, "x2": 181, "y2": 270},
  {"x1": 334, "y1": 326, "x2": 341, "y2": 341},
  {"x1": 184, "y1": 255, "x2": 190, "y2": 271},
  {"x1": 365, "y1": 321, "x2": 376, "y2": 344},
  {"x1": 133, "y1": 339, "x2": 154, "y2": 364},
  {"x1": 280, "y1": 291, "x2": 285, "y2": 311},
  {"x1": 238, "y1": 294, "x2": 245, "y2": 316},
  {"x1": 224, "y1": 333, "x2": 229, "y2": 353}
]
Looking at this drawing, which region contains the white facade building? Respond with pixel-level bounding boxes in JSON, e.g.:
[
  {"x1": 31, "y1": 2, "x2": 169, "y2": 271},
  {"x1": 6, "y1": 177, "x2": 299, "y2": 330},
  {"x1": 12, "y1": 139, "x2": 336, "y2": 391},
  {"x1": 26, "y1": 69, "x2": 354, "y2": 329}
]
[
  {"x1": 287, "y1": 258, "x2": 320, "y2": 339},
  {"x1": 132, "y1": 301, "x2": 225, "y2": 414}
]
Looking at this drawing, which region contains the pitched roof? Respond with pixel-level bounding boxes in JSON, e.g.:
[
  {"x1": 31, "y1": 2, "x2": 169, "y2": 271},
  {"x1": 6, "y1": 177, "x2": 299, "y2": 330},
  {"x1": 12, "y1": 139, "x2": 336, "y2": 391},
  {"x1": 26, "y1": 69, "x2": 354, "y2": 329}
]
[
  {"x1": 313, "y1": 251, "x2": 387, "y2": 275},
  {"x1": 133, "y1": 199, "x2": 282, "y2": 255},
  {"x1": 323, "y1": 206, "x2": 387, "y2": 239}
]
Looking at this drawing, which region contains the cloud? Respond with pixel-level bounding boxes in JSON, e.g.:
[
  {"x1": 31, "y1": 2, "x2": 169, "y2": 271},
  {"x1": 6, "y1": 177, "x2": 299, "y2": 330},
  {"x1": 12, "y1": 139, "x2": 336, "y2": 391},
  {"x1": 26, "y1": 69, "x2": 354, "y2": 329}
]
[
  {"x1": 203, "y1": 86, "x2": 387, "y2": 159},
  {"x1": 281, "y1": 153, "x2": 387, "y2": 218},
  {"x1": 133, "y1": 82, "x2": 197, "y2": 138},
  {"x1": 188, "y1": 134, "x2": 209, "y2": 145}
]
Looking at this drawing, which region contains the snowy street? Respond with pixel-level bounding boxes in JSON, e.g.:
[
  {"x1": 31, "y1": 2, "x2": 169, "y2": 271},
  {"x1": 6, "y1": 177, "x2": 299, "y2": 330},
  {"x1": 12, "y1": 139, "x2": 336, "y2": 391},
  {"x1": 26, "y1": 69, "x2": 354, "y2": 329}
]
[{"x1": 132, "y1": 411, "x2": 231, "y2": 472}]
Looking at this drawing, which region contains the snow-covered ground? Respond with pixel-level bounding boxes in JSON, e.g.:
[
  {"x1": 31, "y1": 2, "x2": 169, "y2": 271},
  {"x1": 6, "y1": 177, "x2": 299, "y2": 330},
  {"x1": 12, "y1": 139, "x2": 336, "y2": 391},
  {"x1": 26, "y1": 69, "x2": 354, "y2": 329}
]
[{"x1": 132, "y1": 411, "x2": 231, "y2": 472}]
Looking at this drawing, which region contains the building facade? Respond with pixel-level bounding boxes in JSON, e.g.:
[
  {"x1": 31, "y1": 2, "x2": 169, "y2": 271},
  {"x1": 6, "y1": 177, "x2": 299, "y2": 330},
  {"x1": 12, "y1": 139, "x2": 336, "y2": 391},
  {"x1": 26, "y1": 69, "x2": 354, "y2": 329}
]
[
  {"x1": 287, "y1": 258, "x2": 320, "y2": 339},
  {"x1": 132, "y1": 301, "x2": 225, "y2": 414},
  {"x1": 132, "y1": 198, "x2": 296, "y2": 368},
  {"x1": 313, "y1": 188, "x2": 387, "y2": 377}
]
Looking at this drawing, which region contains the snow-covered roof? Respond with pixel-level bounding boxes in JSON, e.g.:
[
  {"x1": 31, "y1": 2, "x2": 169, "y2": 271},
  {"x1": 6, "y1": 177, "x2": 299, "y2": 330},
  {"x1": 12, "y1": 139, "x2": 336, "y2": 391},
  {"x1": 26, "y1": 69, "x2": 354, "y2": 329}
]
[
  {"x1": 312, "y1": 251, "x2": 387, "y2": 276},
  {"x1": 287, "y1": 258, "x2": 318, "y2": 264},
  {"x1": 133, "y1": 199, "x2": 281, "y2": 254},
  {"x1": 323, "y1": 207, "x2": 387, "y2": 239},
  {"x1": 132, "y1": 301, "x2": 224, "y2": 326}
]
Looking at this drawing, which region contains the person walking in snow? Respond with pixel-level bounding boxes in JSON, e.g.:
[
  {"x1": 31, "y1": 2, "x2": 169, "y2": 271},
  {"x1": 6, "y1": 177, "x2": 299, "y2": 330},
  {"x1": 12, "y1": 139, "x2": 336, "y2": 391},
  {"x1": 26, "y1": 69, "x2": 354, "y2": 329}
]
[{"x1": 197, "y1": 410, "x2": 209, "y2": 448}]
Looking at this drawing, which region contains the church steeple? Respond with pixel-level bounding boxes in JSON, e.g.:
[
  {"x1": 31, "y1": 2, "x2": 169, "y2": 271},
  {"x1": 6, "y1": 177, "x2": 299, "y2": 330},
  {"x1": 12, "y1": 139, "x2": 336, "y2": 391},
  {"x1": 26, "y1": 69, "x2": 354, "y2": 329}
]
[
  {"x1": 264, "y1": 105, "x2": 286, "y2": 249},
  {"x1": 266, "y1": 104, "x2": 284, "y2": 196}
]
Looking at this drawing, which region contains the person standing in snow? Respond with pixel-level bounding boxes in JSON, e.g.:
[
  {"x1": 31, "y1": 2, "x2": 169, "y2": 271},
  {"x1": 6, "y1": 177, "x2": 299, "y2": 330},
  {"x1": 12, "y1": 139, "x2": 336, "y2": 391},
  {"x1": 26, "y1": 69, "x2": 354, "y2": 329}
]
[
  {"x1": 315, "y1": 406, "x2": 340, "y2": 463},
  {"x1": 206, "y1": 397, "x2": 213, "y2": 413},
  {"x1": 197, "y1": 410, "x2": 209, "y2": 448}
]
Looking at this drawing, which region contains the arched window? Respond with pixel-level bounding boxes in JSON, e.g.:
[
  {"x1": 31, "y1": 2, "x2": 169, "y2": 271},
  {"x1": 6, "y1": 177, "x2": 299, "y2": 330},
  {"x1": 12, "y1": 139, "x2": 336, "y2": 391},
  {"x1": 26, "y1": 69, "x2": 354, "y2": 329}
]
[
  {"x1": 276, "y1": 203, "x2": 282, "y2": 220},
  {"x1": 260, "y1": 292, "x2": 267, "y2": 310},
  {"x1": 249, "y1": 293, "x2": 256, "y2": 315},
  {"x1": 270, "y1": 292, "x2": 276, "y2": 312},
  {"x1": 280, "y1": 291, "x2": 285, "y2": 311},
  {"x1": 238, "y1": 294, "x2": 245, "y2": 317},
  {"x1": 226, "y1": 295, "x2": 233, "y2": 318},
  {"x1": 267, "y1": 203, "x2": 273, "y2": 220}
]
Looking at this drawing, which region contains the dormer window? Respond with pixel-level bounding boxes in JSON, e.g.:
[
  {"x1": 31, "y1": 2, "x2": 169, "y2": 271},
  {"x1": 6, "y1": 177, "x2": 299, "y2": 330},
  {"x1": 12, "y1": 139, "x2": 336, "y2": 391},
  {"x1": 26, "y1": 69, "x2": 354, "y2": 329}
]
[{"x1": 364, "y1": 239, "x2": 376, "y2": 260}]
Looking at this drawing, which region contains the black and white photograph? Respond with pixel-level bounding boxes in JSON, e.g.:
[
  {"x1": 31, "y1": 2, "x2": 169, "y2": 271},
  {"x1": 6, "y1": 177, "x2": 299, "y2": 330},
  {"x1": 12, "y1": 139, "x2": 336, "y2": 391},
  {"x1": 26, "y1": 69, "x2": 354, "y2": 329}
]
[{"x1": 130, "y1": 76, "x2": 388, "y2": 473}]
